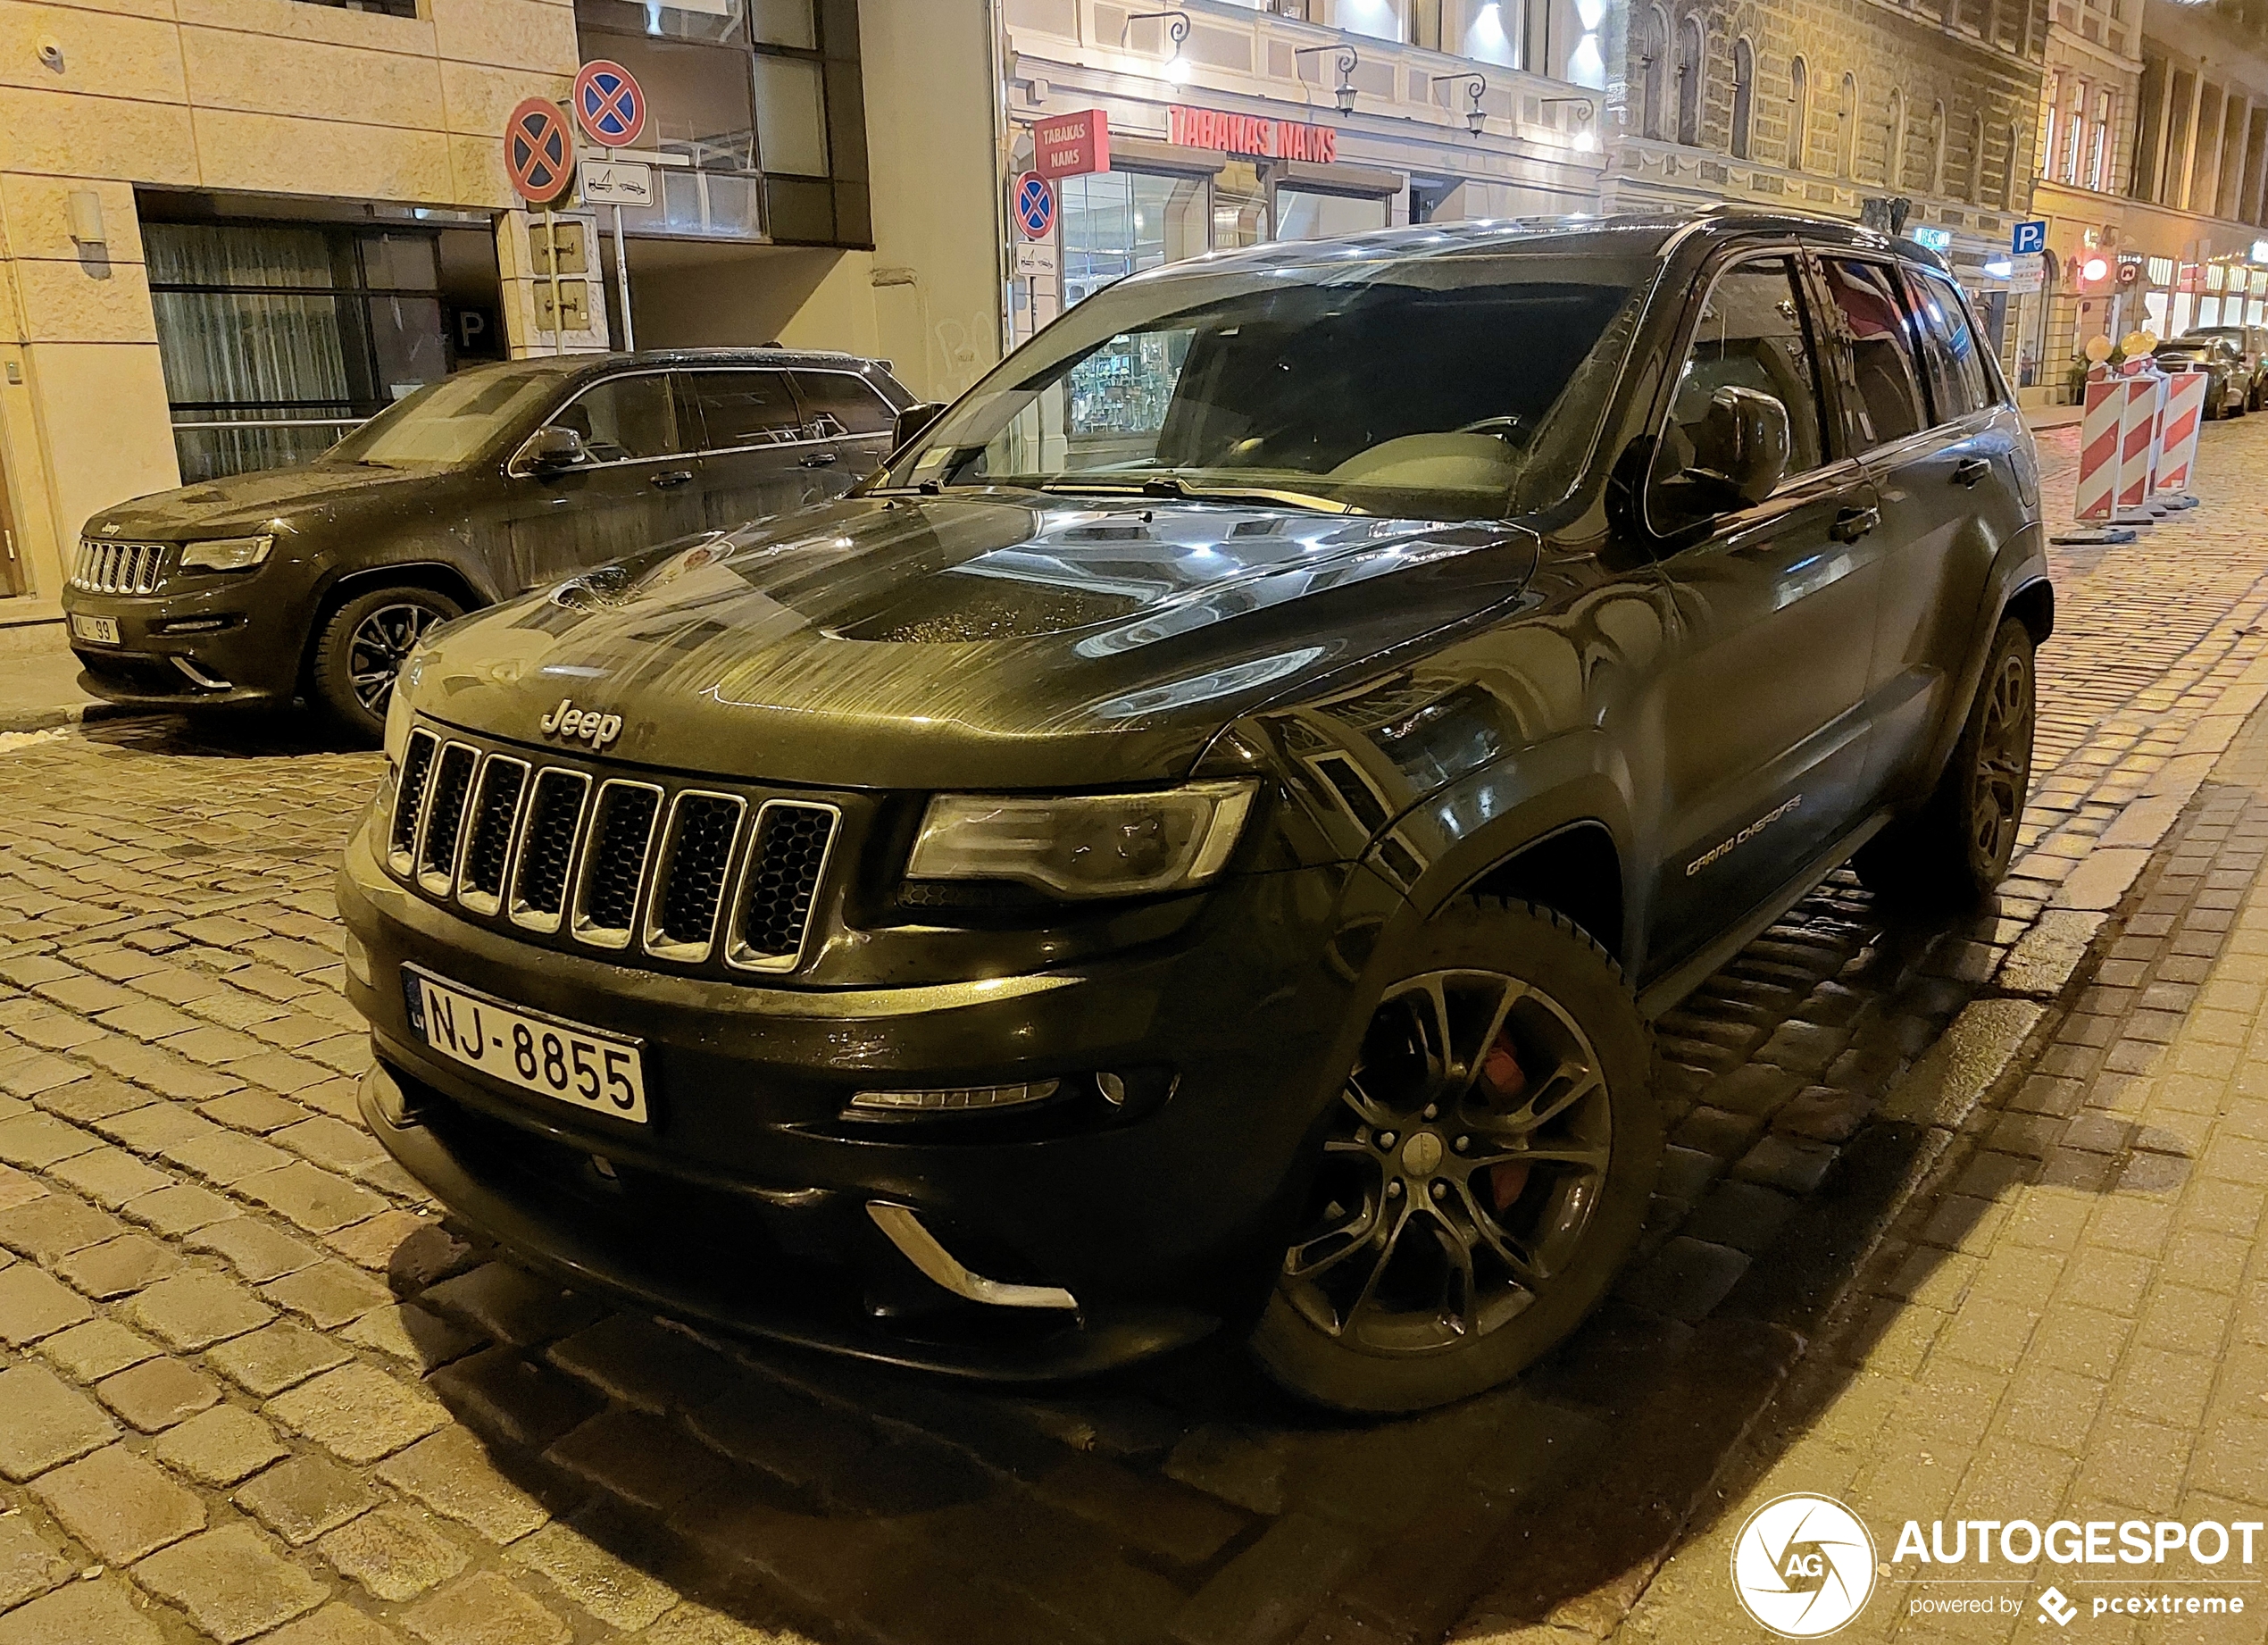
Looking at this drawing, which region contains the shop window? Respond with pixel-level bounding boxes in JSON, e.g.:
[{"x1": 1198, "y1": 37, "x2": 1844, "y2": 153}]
[
  {"x1": 1213, "y1": 162, "x2": 1269, "y2": 251},
  {"x1": 1278, "y1": 189, "x2": 1392, "y2": 239},
  {"x1": 1060, "y1": 171, "x2": 1208, "y2": 305},
  {"x1": 146, "y1": 221, "x2": 446, "y2": 482}
]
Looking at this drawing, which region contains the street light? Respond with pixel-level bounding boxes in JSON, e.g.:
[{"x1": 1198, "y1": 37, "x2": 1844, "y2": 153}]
[
  {"x1": 1123, "y1": 9, "x2": 1192, "y2": 86},
  {"x1": 1293, "y1": 44, "x2": 1361, "y2": 113},
  {"x1": 1430, "y1": 72, "x2": 1488, "y2": 136}
]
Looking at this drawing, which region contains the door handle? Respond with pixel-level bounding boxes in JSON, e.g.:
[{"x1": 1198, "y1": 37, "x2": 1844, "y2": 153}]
[
  {"x1": 799, "y1": 450, "x2": 839, "y2": 468},
  {"x1": 1829, "y1": 505, "x2": 1880, "y2": 542},
  {"x1": 1950, "y1": 457, "x2": 1991, "y2": 488},
  {"x1": 650, "y1": 470, "x2": 694, "y2": 489}
]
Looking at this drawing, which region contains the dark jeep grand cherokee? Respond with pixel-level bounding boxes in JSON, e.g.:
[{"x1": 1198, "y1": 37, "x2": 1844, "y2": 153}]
[{"x1": 342, "y1": 212, "x2": 2050, "y2": 1412}]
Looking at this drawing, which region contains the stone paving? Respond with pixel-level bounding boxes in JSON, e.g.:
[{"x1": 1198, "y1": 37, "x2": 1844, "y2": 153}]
[{"x1": 0, "y1": 411, "x2": 2265, "y2": 1645}]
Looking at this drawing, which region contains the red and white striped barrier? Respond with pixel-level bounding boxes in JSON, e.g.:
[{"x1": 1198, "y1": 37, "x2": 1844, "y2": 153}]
[
  {"x1": 2155, "y1": 367, "x2": 2209, "y2": 501},
  {"x1": 2111, "y1": 371, "x2": 2164, "y2": 527},
  {"x1": 2071, "y1": 376, "x2": 2124, "y2": 525}
]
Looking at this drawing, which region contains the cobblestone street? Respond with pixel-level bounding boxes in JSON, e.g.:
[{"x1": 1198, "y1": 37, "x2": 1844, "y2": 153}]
[{"x1": 6, "y1": 410, "x2": 2268, "y2": 1645}]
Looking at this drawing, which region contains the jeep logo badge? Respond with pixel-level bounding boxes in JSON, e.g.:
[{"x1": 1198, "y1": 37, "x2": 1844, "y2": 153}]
[{"x1": 538, "y1": 698, "x2": 622, "y2": 748}]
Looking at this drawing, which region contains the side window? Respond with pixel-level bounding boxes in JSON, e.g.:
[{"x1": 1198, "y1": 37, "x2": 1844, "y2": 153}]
[
  {"x1": 1651, "y1": 255, "x2": 1828, "y2": 514},
  {"x1": 546, "y1": 375, "x2": 683, "y2": 463},
  {"x1": 688, "y1": 371, "x2": 805, "y2": 450},
  {"x1": 791, "y1": 371, "x2": 896, "y2": 436},
  {"x1": 1818, "y1": 259, "x2": 1928, "y2": 448},
  {"x1": 1909, "y1": 272, "x2": 1995, "y2": 420}
]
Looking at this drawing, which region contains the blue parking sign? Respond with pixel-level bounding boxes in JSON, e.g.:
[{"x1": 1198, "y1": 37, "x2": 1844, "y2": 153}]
[{"x1": 2012, "y1": 220, "x2": 2047, "y2": 255}]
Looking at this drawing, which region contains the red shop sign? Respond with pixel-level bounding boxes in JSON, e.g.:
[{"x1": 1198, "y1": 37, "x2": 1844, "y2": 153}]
[
  {"x1": 1169, "y1": 104, "x2": 1337, "y2": 163},
  {"x1": 1035, "y1": 108, "x2": 1111, "y2": 179}
]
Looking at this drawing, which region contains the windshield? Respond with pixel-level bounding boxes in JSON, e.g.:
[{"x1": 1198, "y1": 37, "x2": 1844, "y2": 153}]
[
  {"x1": 324, "y1": 363, "x2": 578, "y2": 468},
  {"x1": 881, "y1": 248, "x2": 1650, "y2": 520}
]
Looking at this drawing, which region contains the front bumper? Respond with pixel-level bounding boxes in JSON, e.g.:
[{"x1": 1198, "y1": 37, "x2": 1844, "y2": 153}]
[
  {"x1": 64, "y1": 581, "x2": 300, "y2": 709},
  {"x1": 339, "y1": 819, "x2": 1377, "y2": 1380}
]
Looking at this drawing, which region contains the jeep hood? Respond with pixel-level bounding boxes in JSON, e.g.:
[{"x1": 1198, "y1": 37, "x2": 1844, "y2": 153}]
[
  {"x1": 86, "y1": 463, "x2": 436, "y2": 541},
  {"x1": 407, "y1": 493, "x2": 1538, "y2": 790}
]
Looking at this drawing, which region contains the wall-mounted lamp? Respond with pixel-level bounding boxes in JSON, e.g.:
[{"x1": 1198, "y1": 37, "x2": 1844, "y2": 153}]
[
  {"x1": 1123, "y1": 9, "x2": 1193, "y2": 87},
  {"x1": 1432, "y1": 72, "x2": 1488, "y2": 136},
  {"x1": 1293, "y1": 44, "x2": 1360, "y2": 114},
  {"x1": 1538, "y1": 96, "x2": 1597, "y2": 123},
  {"x1": 66, "y1": 189, "x2": 104, "y2": 246}
]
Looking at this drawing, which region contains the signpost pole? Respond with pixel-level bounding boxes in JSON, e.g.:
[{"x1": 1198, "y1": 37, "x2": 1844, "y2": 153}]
[
  {"x1": 541, "y1": 205, "x2": 566, "y2": 357},
  {"x1": 613, "y1": 204, "x2": 634, "y2": 353}
]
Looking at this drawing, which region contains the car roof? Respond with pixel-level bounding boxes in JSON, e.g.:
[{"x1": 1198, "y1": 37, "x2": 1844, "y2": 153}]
[
  {"x1": 1116, "y1": 206, "x2": 1947, "y2": 285},
  {"x1": 456, "y1": 347, "x2": 896, "y2": 390}
]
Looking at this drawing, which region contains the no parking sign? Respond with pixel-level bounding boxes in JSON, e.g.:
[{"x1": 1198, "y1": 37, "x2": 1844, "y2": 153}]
[{"x1": 1013, "y1": 171, "x2": 1055, "y2": 241}]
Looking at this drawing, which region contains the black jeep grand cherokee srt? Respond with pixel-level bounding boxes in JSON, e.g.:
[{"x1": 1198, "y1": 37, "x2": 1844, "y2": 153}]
[{"x1": 342, "y1": 211, "x2": 2049, "y2": 1413}]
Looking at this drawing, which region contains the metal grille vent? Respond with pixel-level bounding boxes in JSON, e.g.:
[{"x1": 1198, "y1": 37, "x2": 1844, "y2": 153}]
[
  {"x1": 647, "y1": 794, "x2": 744, "y2": 958},
  {"x1": 457, "y1": 758, "x2": 528, "y2": 914},
  {"x1": 511, "y1": 770, "x2": 591, "y2": 931},
  {"x1": 730, "y1": 802, "x2": 837, "y2": 969},
  {"x1": 572, "y1": 782, "x2": 663, "y2": 948},
  {"x1": 71, "y1": 539, "x2": 169, "y2": 596},
  {"x1": 388, "y1": 727, "x2": 839, "y2": 974},
  {"x1": 416, "y1": 744, "x2": 478, "y2": 892},
  {"x1": 388, "y1": 731, "x2": 439, "y2": 872}
]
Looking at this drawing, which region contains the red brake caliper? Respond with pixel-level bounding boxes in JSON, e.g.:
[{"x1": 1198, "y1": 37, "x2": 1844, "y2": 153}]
[{"x1": 1477, "y1": 1031, "x2": 1531, "y2": 1213}]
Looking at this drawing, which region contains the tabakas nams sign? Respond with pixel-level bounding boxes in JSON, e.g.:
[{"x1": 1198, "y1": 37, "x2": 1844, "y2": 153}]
[{"x1": 1169, "y1": 105, "x2": 1338, "y2": 163}]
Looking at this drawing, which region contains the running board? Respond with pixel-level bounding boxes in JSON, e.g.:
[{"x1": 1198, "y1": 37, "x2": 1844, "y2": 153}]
[{"x1": 1635, "y1": 811, "x2": 1893, "y2": 1020}]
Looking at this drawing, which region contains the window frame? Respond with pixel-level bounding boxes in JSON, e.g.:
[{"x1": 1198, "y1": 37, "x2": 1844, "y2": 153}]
[
  {"x1": 681, "y1": 365, "x2": 814, "y2": 456},
  {"x1": 1641, "y1": 244, "x2": 1851, "y2": 539},
  {"x1": 513, "y1": 368, "x2": 696, "y2": 474},
  {"x1": 1906, "y1": 265, "x2": 2011, "y2": 413},
  {"x1": 788, "y1": 366, "x2": 899, "y2": 438},
  {"x1": 1813, "y1": 254, "x2": 1934, "y2": 455}
]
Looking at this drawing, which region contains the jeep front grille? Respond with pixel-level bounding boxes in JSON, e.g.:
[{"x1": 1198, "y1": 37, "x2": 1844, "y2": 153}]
[
  {"x1": 71, "y1": 539, "x2": 171, "y2": 596},
  {"x1": 387, "y1": 730, "x2": 838, "y2": 974}
]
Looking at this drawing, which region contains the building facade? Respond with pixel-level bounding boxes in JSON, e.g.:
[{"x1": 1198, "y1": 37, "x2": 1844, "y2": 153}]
[
  {"x1": 1597, "y1": 0, "x2": 2047, "y2": 363},
  {"x1": 0, "y1": 0, "x2": 999, "y2": 602},
  {"x1": 994, "y1": 0, "x2": 1613, "y2": 341}
]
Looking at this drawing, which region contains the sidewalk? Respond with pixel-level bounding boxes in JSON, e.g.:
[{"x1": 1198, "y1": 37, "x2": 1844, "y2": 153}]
[
  {"x1": 1596, "y1": 692, "x2": 2268, "y2": 1645},
  {"x1": 0, "y1": 602, "x2": 121, "y2": 734}
]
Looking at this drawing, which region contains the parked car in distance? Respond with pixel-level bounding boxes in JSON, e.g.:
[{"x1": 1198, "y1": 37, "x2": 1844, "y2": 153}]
[
  {"x1": 346, "y1": 210, "x2": 2050, "y2": 1413},
  {"x1": 2179, "y1": 324, "x2": 2268, "y2": 411},
  {"x1": 2155, "y1": 335, "x2": 2250, "y2": 417},
  {"x1": 62, "y1": 348, "x2": 917, "y2": 739}
]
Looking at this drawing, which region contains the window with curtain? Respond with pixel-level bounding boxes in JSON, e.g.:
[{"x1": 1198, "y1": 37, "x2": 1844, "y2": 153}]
[
  {"x1": 1730, "y1": 38, "x2": 1755, "y2": 159},
  {"x1": 145, "y1": 222, "x2": 445, "y2": 482}
]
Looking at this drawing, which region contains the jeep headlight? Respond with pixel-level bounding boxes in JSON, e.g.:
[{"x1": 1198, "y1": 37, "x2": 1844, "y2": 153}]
[
  {"x1": 179, "y1": 534, "x2": 273, "y2": 572},
  {"x1": 906, "y1": 781, "x2": 1257, "y2": 898}
]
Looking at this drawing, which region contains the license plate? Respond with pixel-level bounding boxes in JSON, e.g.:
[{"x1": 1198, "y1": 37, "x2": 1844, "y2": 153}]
[
  {"x1": 404, "y1": 967, "x2": 648, "y2": 1123},
  {"x1": 69, "y1": 614, "x2": 120, "y2": 645}
]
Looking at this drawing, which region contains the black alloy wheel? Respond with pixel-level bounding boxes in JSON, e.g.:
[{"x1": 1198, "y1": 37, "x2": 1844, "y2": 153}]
[
  {"x1": 1251, "y1": 899, "x2": 1657, "y2": 1413},
  {"x1": 310, "y1": 585, "x2": 463, "y2": 742},
  {"x1": 1854, "y1": 615, "x2": 2036, "y2": 906}
]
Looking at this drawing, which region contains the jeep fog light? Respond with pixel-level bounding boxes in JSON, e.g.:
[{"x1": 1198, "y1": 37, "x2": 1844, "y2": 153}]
[{"x1": 847, "y1": 1079, "x2": 1061, "y2": 1117}]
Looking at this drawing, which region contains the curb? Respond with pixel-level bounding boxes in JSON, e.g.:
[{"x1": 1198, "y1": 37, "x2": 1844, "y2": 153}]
[{"x1": 0, "y1": 701, "x2": 142, "y2": 736}]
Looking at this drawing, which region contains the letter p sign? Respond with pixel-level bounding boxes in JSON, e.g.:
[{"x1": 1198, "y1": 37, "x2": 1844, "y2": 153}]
[{"x1": 2013, "y1": 220, "x2": 2047, "y2": 255}]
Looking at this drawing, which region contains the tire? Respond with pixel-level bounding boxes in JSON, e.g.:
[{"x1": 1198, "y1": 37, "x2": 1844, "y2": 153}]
[
  {"x1": 310, "y1": 586, "x2": 462, "y2": 742},
  {"x1": 1248, "y1": 898, "x2": 1661, "y2": 1414},
  {"x1": 1855, "y1": 615, "x2": 2036, "y2": 910}
]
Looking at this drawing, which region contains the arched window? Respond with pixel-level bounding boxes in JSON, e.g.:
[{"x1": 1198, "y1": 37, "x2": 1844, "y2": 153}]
[
  {"x1": 1886, "y1": 88, "x2": 1906, "y2": 187},
  {"x1": 1730, "y1": 38, "x2": 1755, "y2": 159},
  {"x1": 1929, "y1": 99, "x2": 1947, "y2": 193},
  {"x1": 1789, "y1": 55, "x2": 1810, "y2": 171},
  {"x1": 1968, "y1": 111, "x2": 1986, "y2": 200},
  {"x1": 1639, "y1": 6, "x2": 1670, "y2": 140},
  {"x1": 2005, "y1": 120, "x2": 2023, "y2": 206},
  {"x1": 1837, "y1": 72, "x2": 1858, "y2": 177},
  {"x1": 1675, "y1": 16, "x2": 1706, "y2": 146}
]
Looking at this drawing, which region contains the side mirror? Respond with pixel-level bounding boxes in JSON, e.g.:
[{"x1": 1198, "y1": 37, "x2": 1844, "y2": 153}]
[
  {"x1": 514, "y1": 424, "x2": 588, "y2": 475},
  {"x1": 1682, "y1": 386, "x2": 1790, "y2": 509},
  {"x1": 892, "y1": 402, "x2": 947, "y2": 453}
]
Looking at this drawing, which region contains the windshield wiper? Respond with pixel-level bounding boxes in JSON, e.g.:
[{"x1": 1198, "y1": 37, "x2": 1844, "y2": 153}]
[{"x1": 1034, "y1": 477, "x2": 1360, "y2": 514}]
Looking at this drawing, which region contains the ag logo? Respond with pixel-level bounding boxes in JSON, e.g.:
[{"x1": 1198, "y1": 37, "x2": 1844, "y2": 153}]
[{"x1": 1730, "y1": 1493, "x2": 1876, "y2": 1637}]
